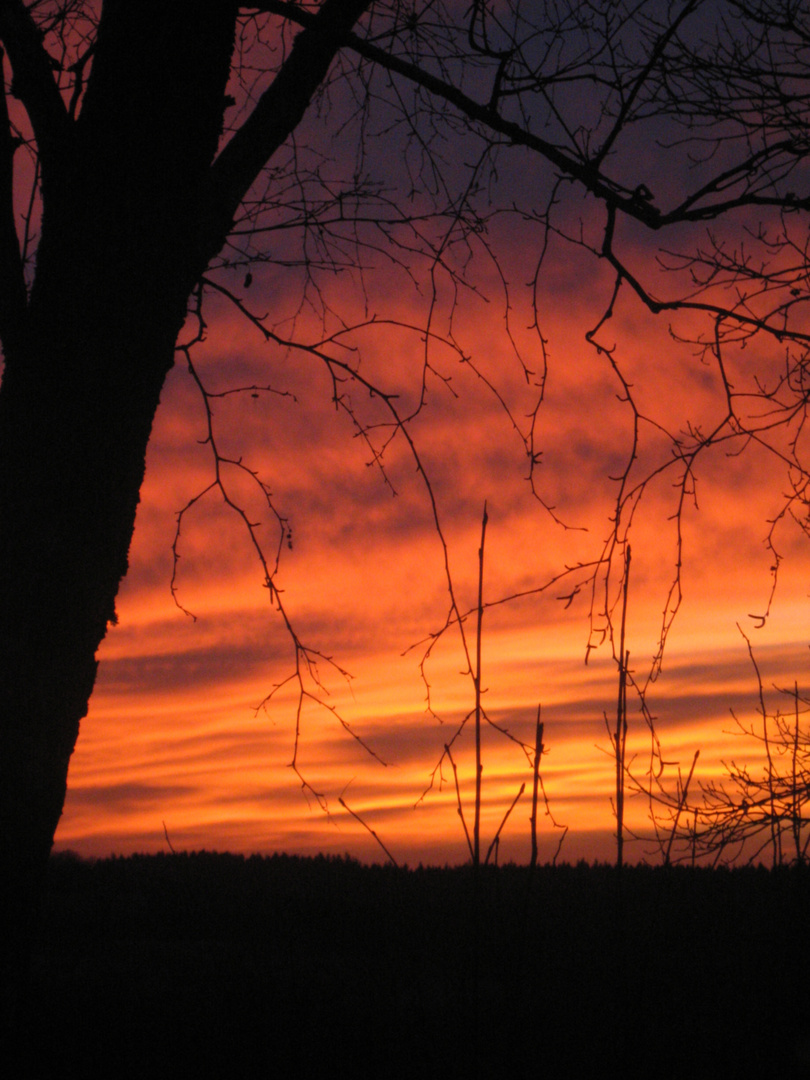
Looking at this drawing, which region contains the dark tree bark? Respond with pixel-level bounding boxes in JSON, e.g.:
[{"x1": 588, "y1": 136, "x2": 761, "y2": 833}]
[{"x1": 0, "y1": 0, "x2": 371, "y2": 1049}]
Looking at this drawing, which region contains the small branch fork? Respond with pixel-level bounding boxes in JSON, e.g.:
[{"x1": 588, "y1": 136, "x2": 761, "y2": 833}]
[
  {"x1": 174, "y1": 270, "x2": 540, "y2": 825},
  {"x1": 338, "y1": 794, "x2": 399, "y2": 867},
  {"x1": 608, "y1": 545, "x2": 630, "y2": 869},
  {"x1": 190, "y1": 221, "x2": 565, "y2": 834},
  {"x1": 173, "y1": 281, "x2": 414, "y2": 809},
  {"x1": 414, "y1": 504, "x2": 568, "y2": 865},
  {"x1": 541, "y1": 201, "x2": 810, "y2": 820},
  {"x1": 637, "y1": 627, "x2": 810, "y2": 868}
]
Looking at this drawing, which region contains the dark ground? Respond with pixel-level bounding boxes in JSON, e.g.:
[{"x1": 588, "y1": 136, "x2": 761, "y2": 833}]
[{"x1": 19, "y1": 852, "x2": 810, "y2": 1078}]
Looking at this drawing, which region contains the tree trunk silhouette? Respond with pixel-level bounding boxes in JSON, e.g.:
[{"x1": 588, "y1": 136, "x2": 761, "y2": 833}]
[
  {"x1": 0, "y1": 0, "x2": 371, "y2": 1046},
  {"x1": 0, "y1": 0, "x2": 238, "y2": 1040}
]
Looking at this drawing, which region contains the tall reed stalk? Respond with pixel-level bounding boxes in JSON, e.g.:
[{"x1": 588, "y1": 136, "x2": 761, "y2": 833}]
[
  {"x1": 530, "y1": 707, "x2": 543, "y2": 871},
  {"x1": 473, "y1": 503, "x2": 488, "y2": 867},
  {"x1": 614, "y1": 546, "x2": 631, "y2": 870},
  {"x1": 438, "y1": 505, "x2": 563, "y2": 869}
]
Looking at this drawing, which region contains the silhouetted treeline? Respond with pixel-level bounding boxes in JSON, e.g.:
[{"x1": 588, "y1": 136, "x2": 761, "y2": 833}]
[{"x1": 21, "y1": 852, "x2": 810, "y2": 1078}]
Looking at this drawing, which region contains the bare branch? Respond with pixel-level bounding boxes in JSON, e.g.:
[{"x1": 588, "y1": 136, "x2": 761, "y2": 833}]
[
  {"x1": 0, "y1": 0, "x2": 69, "y2": 153},
  {"x1": 0, "y1": 48, "x2": 26, "y2": 352},
  {"x1": 209, "y1": 0, "x2": 372, "y2": 226}
]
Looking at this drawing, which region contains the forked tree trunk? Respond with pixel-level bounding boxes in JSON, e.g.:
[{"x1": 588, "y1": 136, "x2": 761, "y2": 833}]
[
  {"x1": 0, "y1": 0, "x2": 240, "y2": 1046},
  {"x1": 0, "y1": 0, "x2": 373, "y2": 1053}
]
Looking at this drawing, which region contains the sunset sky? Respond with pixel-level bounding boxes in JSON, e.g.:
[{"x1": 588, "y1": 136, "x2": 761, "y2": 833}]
[
  {"x1": 35, "y1": 3, "x2": 810, "y2": 867},
  {"x1": 54, "y1": 240, "x2": 810, "y2": 867}
]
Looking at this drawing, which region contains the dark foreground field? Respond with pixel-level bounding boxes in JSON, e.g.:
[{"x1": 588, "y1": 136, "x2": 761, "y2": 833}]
[{"x1": 20, "y1": 852, "x2": 810, "y2": 1078}]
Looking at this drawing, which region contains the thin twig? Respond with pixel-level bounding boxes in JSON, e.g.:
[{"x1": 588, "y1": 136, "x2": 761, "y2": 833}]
[
  {"x1": 530, "y1": 708, "x2": 543, "y2": 872},
  {"x1": 162, "y1": 821, "x2": 177, "y2": 855},
  {"x1": 339, "y1": 796, "x2": 398, "y2": 867},
  {"x1": 446, "y1": 743, "x2": 474, "y2": 861},
  {"x1": 473, "y1": 502, "x2": 488, "y2": 867},
  {"x1": 615, "y1": 545, "x2": 631, "y2": 870},
  {"x1": 663, "y1": 750, "x2": 699, "y2": 867},
  {"x1": 485, "y1": 783, "x2": 525, "y2": 865}
]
